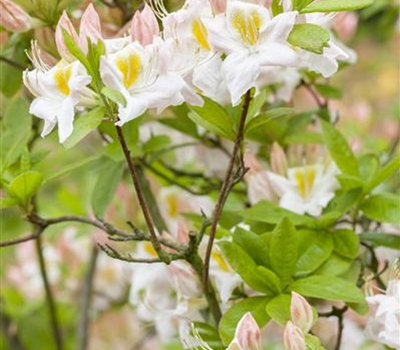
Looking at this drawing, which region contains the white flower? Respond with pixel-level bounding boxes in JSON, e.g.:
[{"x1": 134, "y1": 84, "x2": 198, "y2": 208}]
[
  {"x1": 23, "y1": 60, "x2": 92, "y2": 142},
  {"x1": 365, "y1": 280, "x2": 400, "y2": 350},
  {"x1": 204, "y1": 1, "x2": 298, "y2": 105},
  {"x1": 100, "y1": 41, "x2": 190, "y2": 126}
]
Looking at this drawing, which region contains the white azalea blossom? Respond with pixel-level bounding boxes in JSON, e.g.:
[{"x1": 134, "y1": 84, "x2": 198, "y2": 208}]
[
  {"x1": 365, "y1": 279, "x2": 400, "y2": 349},
  {"x1": 23, "y1": 60, "x2": 92, "y2": 142},
  {"x1": 203, "y1": 1, "x2": 298, "y2": 105}
]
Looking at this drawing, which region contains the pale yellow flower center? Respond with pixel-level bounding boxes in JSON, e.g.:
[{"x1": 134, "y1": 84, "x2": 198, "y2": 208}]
[
  {"x1": 192, "y1": 18, "x2": 211, "y2": 51},
  {"x1": 230, "y1": 10, "x2": 262, "y2": 46},
  {"x1": 115, "y1": 53, "x2": 141, "y2": 89},
  {"x1": 54, "y1": 66, "x2": 72, "y2": 95},
  {"x1": 294, "y1": 166, "x2": 317, "y2": 198}
]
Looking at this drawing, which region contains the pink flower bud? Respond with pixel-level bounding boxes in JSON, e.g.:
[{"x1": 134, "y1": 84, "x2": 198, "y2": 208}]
[
  {"x1": 55, "y1": 11, "x2": 79, "y2": 60},
  {"x1": 228, "y1": 312, "x2": 263, "y2": 350},
  {"x1": 270, "y1": 142, "x2": 288, "y2": 176},
  {"x1": 290, "y1": 292, "x2": 314, "y2": 333},
  {"x1": 208, "y1": 0, "x2": 227, "y2": 14},
  {"x1": 0, "y1": 0, "x2": 31, "y2": 32},
  {"x1": 79, "y1": 4, "x2": 102, "y2": 50},
  {"x1": 131, "y1": 4, "x2": 159, "y2": 46},
  {"x1": 283, "y1": 321, "x2": 306, "y2": 350}
]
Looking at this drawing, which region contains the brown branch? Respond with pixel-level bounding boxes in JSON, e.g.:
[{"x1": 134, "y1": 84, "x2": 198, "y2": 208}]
[
  {"x1": 115, "y1": 126, "x2": 165, "y2": 260},
  {"x1": 77, "y1": 245, "x2": 99, "y2": 350},
  {"x1": 35, "y1": 236, "x2": 63, "y2": 350},
  {"x1": 203, "y1": 90, "x2": 252, "y2": 292}
]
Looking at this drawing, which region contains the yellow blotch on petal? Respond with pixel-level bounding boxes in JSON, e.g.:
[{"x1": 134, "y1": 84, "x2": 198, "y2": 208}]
[
  {"x1": 54, "y1": 66, "x2": 72, "y2": 95},
  {"x1": 166, "y1": 193, "x2": 179, "y2": 218},
  {"x1": 212, "y1": 250, "x2": 230, "y2": 272},
  {"x1": 192, "y1": 19, "x2": 211, "y2": 51},
  {"x1": 294, "y1": 166, "x2": 316, "y2": 198},
  {"x1": 144, "y1": 242, "x2": 158, "y2": 257},
  {"x1": 116, "y1": 53, "x2": 141, "y2": 89},
  {"x1": 230, "y1": 10, "x2": 262, "y2": 46}
]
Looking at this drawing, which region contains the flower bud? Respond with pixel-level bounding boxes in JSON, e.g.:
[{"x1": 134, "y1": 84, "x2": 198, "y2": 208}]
[
  {"x1": 283, "y1": 321, "x2": 306, "y2": 350},
  {"x1": 79, "y1": 4, "x2": 102, "y2": 50},
  {"x1": 228, "y1": 312, "x2": 263, "y2": 350},
  {"x1": 55, "y1": 11, "x2": 79, "y2": 61},
  {"x1": 0, "y1": 0, "x2": 32, "y2": 32},
  {"x1": 131, "y1": 4, "x2": 159, "y2": 46},
  {"x1": 290, "y1": 292, "x2": 314, "y2": 333},
  {"x1": 208, "y1": 0, "x2": 227, "y2": 14},
  {"x1": 270, "y1": 142, "x2": 288, "y2": 176}
]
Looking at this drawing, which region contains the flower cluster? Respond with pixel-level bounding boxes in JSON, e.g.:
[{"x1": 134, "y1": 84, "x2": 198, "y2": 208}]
[{"x1": 23, "y1": 0, "x2": 353, "y2": 142}]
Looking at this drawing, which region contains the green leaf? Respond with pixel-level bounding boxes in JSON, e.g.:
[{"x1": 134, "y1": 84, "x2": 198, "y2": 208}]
[
  {"x1": 321, "y1": 120, "x2": 359, "y2": 177},
  {"x1": 189, "y1": 98, "x2": 235, "y2": 140},
  {"x1": 358, "y1": 154, "x2": 380, "y2": 184},
  {"x1": 247, "y1": 90, "x2": 267, "y2": 119},
  {"x1": 285, "y1": 131, "x2": 323, "y2": 144},
  {"x1": 266, "y1": 294, "x2": 291, "y2": 325},
  {"x1": 0, "y1": 197, "x2": 19, "y2": 208},
  {"x1": 238, "y1": 200, "x2": 317, "y2": 227},
  {"x1": 293, "y1": 0, "x2": 314, "y2": 11},
  {"x1": 245, "y1": 107, "x2": 294, "y2": 134},
  {"x1": 62, "y1": 29, "x2": 91, "y2": 73},
  {"x1": 270, "y1": 218, "x2": 299, "y2": 286},
  {"x1": 271, "y1": 0, "x2": 283, "y2": 15},
  {"x1": 143, "y1": 135, "x2": 172, "y2": 154},
  {"x1": 219, "y1": 297, "x2": 271, "y2": 345},
  {"x1": 91, "y1": 158, "x2": 124, "y2": 217},
  {"x1": 101, "y1": 86, "x2": 127, "y2": 107},
  {"x1": 63, "y1": 107, "x2": 106, "y2": 149},
  {"x1": 288, "y1": 24, "x2": 330, "y2": 54},
  {"x1": 365, "y1": 157, "x2": 400, "y2": 192},
  {"x1": 324, "y1": 188, "x2": 362, "y2": 215},
  {"x1": 44, "y1": 155, "x2": 100, "y2": 182},
  {"x1": 9, "y1": 171, "x2": 43, "y2": 205},
  {"x1": 295, "y1": 230, "x2": 333, "y2": 277},
  {"x1": 301, "y1": 0, "x2": 374, "y2": 13},
  {"x1": 315, "y1": 84, "x2": 342, "y2": 99},
  {"x1": 359, "y1": 232, "x2": 400, "y2": 250},
  {"x1": 218, "y1": 241, "x2": 281, "y2": 294},
  {"x1": 233, "y1": 228, "x2": 271, "y2": 267},
  {"x1": 360, "y1": 193, "x2": 400, "y2": 225},
  {"x1": 291, "y1": 276, "x2": 364, "y2": 303},
  {"x1": 337, "y1": 174, "x2": 365, "y2": 191},
  {"x1": 313, "y1": 253, "x2": 353, "y2": 276},
  {"x1": 305, "y1": 334, "x2": 327, "y2": 350},
  {"x1": 332, "y1": 229, "x2": 359, "y2": 259}
]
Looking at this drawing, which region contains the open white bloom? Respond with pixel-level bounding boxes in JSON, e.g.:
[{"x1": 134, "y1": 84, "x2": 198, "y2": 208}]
[
  {"x1": 23, "y1": 60, "x2": 92, "y2": 142},
  {"x1": 100, "y1": 41, "x2": 190, "y2": 125},
  {"x1": 204, "y1": 1, "x2": 298, "y2": 105},
  {"x1": 365, "y1": 279, "x2": 400, "y2": 349}
]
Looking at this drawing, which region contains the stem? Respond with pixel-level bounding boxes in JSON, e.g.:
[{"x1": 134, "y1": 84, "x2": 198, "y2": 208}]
[
  {"x1": 0, "y1": 56, "x2": 25, "y2": 70},
  {"x1": 115, "y1": 125, "x2": 164, "y2": 258},
  {"x1": 203, "y1": 91, "x2": 252, "y2": 289},
  {"x1": 136, "y1": 165, "x2": 168, "y2": 233},
  {"x1": 77, "y1": 245, "x2": 98, "y2": 350},
  {"x1": 0, "y1": 308, "x2": 27, "y2": 350},
  {"x1": 35, "y1": 236, "x2": 63, "y2": 350}
]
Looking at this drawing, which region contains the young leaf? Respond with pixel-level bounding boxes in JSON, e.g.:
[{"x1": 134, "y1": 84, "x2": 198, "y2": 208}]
[
  {"x1": 265, "y1": 294, "x2": 291, "y2": 325},
  {"x1": 301, "y1": 0, "x2": 374, "y2": 13},
  {"x1": 287, "y1": 24, "x2": 330, "y2": 54},
  {"x1": 101, "y1": 87, "x2": 127, "y2": 107},
  {"x1": 63, "y1": 107, "x2": 106, "y2": 149},
  {"x1": 313, "y1": 253, "x2": 353, "y2": 277},
  {"x1": 219, "y1": 296, "x2": 271, "y2": 345},
  {"x1": 332, "y1": 229, "x2": 359, "y2": 259},
  {"x1": 9, "y1": 171, "x2": 43, "y2": 205},
  {"x1": 291, "y1": 276, "x2": 364, "y2": 303},
  {"x1": 364, "y1": 157, "x2": 400, "y2": 193},
  {"x1": 91, "y1": 158, "x2": 124, "y2": 218},
  {"x1": 360, "y1": 193, "x2": 400, "y2": 225},
  {"x1": 270, "y1": 218, "x2": 299, "y2": 286},
  {"x1": 321, "y1": 120, "x2": 360, "y2": 177},
  {"x1": 295, "y1": 229, "x2": 333, "y2": 277},
  {"x1": 245, "y1": 107, "x2": 294, "y2": 134},
  {"x1": 218, "y1": 241, "x2": 281, "y2": 295},
  {"x1": 359, "y1": 232, "x2": 400, "y2": 250},
  {"x1": 315, "y1": 84, "x2": 342, "y2": 99},
  {"x1": 189, "y1": 98, "x2": 235, "y2": 140},
  {"x1": 238, "y1": 200, "x2": 317, "y2": 227}
]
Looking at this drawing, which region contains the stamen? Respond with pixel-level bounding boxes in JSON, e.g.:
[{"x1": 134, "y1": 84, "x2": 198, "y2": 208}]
[
  {"x1": 146, "y1": 0, "x2": 168, "y2": 19},
  {"x1": 26, "y1": 41, "x2": 51, "y2": 72}
]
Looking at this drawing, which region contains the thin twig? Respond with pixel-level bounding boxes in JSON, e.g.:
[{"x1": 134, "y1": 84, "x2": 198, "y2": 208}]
[
  {"x1": 35, "y1": 236, "x2": 63, "y2": 350},
  {"x1": 0, "y1": 56, "x2": 25, "y2": 70},
  {"x1": 115, "y1": 126, "x2": 164, "y2": 258},
  {"x1": 77, "y1": 245, "x2": 99, "y2": 350},
  {"x1": 203, "y1": 90, "x2": 252, "y2": 291}
]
